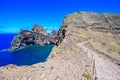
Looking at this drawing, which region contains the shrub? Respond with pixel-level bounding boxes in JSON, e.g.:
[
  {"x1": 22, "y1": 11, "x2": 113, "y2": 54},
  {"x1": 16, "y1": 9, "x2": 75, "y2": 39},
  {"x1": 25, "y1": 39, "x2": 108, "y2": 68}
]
[{"x1": 82, "y1": 72, "x2": 92, "y2": 80}]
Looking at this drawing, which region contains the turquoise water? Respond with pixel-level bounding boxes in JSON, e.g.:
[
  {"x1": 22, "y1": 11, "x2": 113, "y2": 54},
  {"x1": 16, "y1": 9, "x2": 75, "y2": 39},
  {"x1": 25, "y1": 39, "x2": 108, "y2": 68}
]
[
  {"x1": 0, "y1": 34, "x2": 54, "y2": 67},
  {"x1": 0, "y1": 45, "x2": 54, "y2": 66}
]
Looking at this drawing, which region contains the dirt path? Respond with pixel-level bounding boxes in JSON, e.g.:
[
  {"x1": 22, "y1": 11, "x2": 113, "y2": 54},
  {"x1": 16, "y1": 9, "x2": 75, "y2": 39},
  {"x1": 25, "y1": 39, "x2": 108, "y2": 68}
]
[{"x1": 77, "y1": 41, "x2": 120, "y2": 80}]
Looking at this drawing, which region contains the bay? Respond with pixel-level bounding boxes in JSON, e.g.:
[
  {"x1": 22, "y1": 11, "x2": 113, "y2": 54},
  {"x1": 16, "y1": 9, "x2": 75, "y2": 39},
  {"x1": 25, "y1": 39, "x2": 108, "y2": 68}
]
[{"x1": 0, "y1": 34, "x2": 54, "y2": 67}]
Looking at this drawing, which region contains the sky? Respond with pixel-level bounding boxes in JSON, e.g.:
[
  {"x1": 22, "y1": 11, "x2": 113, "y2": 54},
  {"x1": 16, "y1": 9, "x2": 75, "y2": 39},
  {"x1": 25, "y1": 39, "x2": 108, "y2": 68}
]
[{"x1": 0, "y1": 0, "x2": 120, "y2": 33}]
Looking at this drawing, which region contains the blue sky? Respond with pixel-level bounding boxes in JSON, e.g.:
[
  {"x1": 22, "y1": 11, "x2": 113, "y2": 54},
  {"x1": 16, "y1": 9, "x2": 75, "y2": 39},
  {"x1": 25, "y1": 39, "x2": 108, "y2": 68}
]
[{"x1": 0, "y1": 0, "x2": 120, "y2": 33}]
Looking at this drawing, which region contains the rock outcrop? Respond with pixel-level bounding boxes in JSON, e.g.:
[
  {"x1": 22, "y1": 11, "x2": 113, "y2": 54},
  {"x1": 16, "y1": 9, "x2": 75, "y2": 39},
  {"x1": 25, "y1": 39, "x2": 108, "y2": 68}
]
[
  {"x1": 10, "y1": 24, "x2": 56, "y2": 51},
  {"x1": 56, "y1": 12, "x2": 120, "y2": 46},
  {"x1": 50, "y1": 30, "x2": 58, "y2": 38},
  {"x1": 52, "y1": 12, "x2": 120, "y2": 58},
  {"x1": 51, "y1": 12, "x2": 120, "y2": 59},
  {"x1": 32, "y1": 24, "x2": 47, "y2": 35},
  {"x1": 50, "y1": 12, "x2": 120, "y2": 80}
]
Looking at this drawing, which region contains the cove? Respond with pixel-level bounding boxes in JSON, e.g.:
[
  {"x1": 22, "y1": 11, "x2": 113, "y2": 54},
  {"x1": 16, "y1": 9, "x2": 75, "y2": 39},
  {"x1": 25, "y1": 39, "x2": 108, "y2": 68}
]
[{"x1": 0, "y1": 45, "x2": 54, "y2": 67}]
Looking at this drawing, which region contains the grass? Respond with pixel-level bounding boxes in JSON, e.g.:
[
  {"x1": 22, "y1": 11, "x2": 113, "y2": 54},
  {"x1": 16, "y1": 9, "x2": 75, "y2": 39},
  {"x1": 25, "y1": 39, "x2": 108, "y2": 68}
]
[
  {"x1": 82, "y1": 72, "x2": 92, "y2": 80},
  {"x1": 85, "y1": 65, "x2": 90, "y2": 67}
]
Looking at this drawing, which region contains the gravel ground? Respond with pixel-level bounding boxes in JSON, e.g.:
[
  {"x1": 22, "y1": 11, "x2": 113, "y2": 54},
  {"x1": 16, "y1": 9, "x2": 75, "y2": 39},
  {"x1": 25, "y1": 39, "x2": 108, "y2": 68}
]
[{"x1": 0, "y1": 49, "x2": 92, "y2": 80}]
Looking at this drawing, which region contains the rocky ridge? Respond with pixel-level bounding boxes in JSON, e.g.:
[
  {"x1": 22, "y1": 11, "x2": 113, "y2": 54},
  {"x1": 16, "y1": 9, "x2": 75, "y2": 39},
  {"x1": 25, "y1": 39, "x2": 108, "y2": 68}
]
[
  {"x1": 50, "y1": 12, "x2": 120, "y2": 80},
  {"x1": 56, "y1": 12, "x2": 120, "y2": 46}
]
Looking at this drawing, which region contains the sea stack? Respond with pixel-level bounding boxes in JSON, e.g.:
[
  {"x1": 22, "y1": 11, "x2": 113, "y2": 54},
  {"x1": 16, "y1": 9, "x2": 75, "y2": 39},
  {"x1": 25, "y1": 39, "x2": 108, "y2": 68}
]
[{"x1": 10, "y1": 24, "x2": 57, "y2": 51}]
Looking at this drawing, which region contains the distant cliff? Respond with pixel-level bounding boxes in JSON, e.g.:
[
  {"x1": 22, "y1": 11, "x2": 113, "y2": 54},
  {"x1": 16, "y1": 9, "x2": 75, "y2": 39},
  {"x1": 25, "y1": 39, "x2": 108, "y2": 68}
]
[{"x1": 10, "y1": 24, "x2": 57, "y2": 51}]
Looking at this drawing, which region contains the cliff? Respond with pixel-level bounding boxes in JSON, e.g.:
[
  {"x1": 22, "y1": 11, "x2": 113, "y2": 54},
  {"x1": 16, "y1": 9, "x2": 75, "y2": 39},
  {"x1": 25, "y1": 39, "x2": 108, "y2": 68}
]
[
  {"x1": 52, "y1": 12, "x2": 120, "y2": 58},
  {"x1": 10, "y1": 24, "x2": 57, "y2": 51},
  {"x1": 50, "y1": 12, "x2": 120, "y2": 80}
]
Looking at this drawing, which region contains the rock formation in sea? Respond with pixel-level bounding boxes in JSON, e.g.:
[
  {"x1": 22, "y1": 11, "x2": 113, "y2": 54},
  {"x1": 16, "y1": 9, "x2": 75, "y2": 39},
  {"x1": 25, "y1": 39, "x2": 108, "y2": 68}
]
[{"x1": 10, "y1": 24, "x2": 57, "y2": 51}]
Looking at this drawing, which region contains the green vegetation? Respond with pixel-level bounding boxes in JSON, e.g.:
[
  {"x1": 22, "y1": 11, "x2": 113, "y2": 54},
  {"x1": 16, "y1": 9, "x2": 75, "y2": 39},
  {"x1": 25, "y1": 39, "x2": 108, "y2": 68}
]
[
  {"x1": 82, "y1": 72, "x2": 92, "y2": 80},
  {"x1": 85, "y1": 65, "x2": 90, "y2": 67}
]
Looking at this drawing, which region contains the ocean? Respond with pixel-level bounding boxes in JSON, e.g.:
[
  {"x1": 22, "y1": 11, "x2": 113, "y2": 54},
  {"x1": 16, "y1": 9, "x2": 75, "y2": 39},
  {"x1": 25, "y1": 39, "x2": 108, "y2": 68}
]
[{"x1": 0, "y1": 34, "x2": 54, "y2": 67}]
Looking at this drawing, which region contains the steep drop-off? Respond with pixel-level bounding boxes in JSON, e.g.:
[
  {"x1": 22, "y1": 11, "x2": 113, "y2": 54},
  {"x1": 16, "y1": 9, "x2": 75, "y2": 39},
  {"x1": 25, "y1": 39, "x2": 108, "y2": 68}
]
[
  {"x1": 50, "y1": 12, "x2": 120, "y2": 80},
  {"x1": 51, "y1": 12, "x2": 120, "y2": 60}
]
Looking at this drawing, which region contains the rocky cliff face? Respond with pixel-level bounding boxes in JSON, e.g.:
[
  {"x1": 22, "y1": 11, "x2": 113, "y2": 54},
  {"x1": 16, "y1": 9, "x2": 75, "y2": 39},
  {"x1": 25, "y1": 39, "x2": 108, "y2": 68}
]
[
  {"x1": 50, "y1": 30, "x2": 58, "y2": 38},
  {"x1": 32, "y1": 24, "x2": 47, "y2": 35},
  {"x1": 56, "y1": 12, "x2": 120, "y2": 46},
  {"x1": 52, "y1": 12, "x2": 120, "y2": 60},
  {"x1": 10, "y1": 24, "x2": 57, "y2": 51},
  {"x1": 50, "y1": 12, "x2": 120, "y2": 80}
]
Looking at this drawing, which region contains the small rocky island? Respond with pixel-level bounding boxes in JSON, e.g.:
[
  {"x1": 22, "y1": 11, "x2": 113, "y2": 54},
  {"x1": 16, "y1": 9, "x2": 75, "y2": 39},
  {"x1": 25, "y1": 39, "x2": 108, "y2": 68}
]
[{"x1": 10, "y1": 24, "x2": 57, "y2": 51}]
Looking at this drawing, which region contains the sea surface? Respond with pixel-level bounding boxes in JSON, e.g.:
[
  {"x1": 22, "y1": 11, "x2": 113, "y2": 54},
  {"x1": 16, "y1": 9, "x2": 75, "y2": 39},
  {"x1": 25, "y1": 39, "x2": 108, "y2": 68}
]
[{"x1": 0, "y1": 34, "x2": 54, "y2": 67}]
